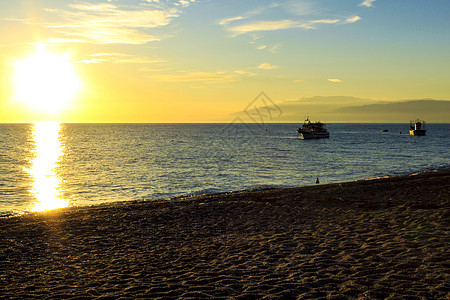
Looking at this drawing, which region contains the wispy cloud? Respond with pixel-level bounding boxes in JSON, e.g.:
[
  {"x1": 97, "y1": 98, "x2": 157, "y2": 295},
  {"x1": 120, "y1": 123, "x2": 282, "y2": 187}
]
[
  {"x1": 7, "y1": 1, "x2": 196, "y2": 45},
  {"x1": 328, "y1": 78, "x2": 343, "y2": 83},
  {"x1": 229, "y1": 20, "x2": 293, "y2": 35},
  {"x1": 360, "y1": 0, "x2": 376, "y2": 8},
  {"x1": 150, "y1": 70, "x2": 240, "y2": 83},
  {"x1": 42, "y1": 3, "x2": 179, "y2": 44},
  {"x1": 345, "y1": 16, "x2": 361, "y2": 24},
  {"x1": 176, "y1": 0, "x2": 197, "y2": 8},
  {"x1": 79, "y1": 52, "x2": 165, "y2": 64},
  {"x1": 148, "y1": 66, "x2": 262, "y2": 83},
  {"x1": 269, "y1": 43, "x2": 282, "y2": 53},
  {"x1": 234, "y1": 70, "x2": 256, "y2": 76},
  {"x1": 218, "y1": 16, "x2": 244, "y2": 26},
  {"x1": 303, "y1": 19, "x2": 341, "y2": 29},
  {"x1": 293, "y1": 79, "x2": 304, "y2": 83},
  {"x1": 218, "y1": 3, "x2": 280, "y2": 26},
  {"x1": 283, "y1": 1, "x2": 318, "y2": 17},
  {"x1": 220, "y1": 1, "x2": 365, "y2": 37},
  {"x1": 139, "y1": 67, "x2": 173, "y2": 73},
  {"x1": 256, "y1": 63, "x2": 280, "y2": 70},
  {"x1": 226, "y1": 18, "x2": 348, "y2": 35},
  {"x1": 41, "y1": 38, "x2": 86, "y2": 45},
  {"x1": 253, "y1": 42, "x2": 281, "y2": 52}
]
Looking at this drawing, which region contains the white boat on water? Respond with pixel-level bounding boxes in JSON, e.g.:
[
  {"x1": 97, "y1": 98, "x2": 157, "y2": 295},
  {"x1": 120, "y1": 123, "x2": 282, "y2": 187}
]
[
  {"x1": 297, "y1": 117, "x2": 330, "y2": 139},
  {"x1": 410, "y1": 119, "x2": 426, "y2": 136}
]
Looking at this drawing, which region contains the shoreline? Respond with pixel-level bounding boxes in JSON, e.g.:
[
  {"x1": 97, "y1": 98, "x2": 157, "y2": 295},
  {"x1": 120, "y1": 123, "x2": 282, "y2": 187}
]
[
  {"x1": 1, "y1": 170, "x2": 449, "y2": 298},
  {"x1": 3, "y1": 167, "x2": 448, "y2": 219},
  {"x1": 36, "y1": 167, "x2": 450, "y2": 215},
  {"x1": 68, "y1": 167, "x2": 450, "y2": 213}
]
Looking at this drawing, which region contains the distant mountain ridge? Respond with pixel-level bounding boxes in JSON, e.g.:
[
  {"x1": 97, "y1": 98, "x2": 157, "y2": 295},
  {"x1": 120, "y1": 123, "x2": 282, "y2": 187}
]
[
  {"x1": 336, "y1": 99, "x2": 449, "y2": 113},
  {"x1": 233, "y1": 97, "x2": 450, "y2": 123},
  {"x1": 334, "y1": 100, "x2": 450, "y2": 122}
]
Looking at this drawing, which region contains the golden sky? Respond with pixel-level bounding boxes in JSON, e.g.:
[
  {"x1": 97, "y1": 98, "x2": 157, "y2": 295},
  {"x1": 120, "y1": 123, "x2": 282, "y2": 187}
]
[{"x1": 0, "y1": 0, "x2": 449, "y2": 122}]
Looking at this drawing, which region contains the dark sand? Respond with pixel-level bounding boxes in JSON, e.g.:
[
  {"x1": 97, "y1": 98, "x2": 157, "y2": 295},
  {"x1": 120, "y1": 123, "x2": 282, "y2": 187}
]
[{"x1": 1, "y1": 171, "x2": 449, "y2": 299}]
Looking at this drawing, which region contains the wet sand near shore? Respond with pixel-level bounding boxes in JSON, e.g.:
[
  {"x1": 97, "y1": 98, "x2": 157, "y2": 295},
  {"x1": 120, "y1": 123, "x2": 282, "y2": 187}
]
[{"x1": 1, "y1": 171, "x2": 449, "y2": 299}]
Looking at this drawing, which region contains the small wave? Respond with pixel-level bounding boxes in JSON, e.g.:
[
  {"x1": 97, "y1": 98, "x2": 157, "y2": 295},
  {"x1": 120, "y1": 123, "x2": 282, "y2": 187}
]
[
  {"x1": 364, "y1": 165, "x2": 450, "y2": 181},
  {"x1": 186, "y1": 187, "x2": 224, "y2": 197},
  {"x1": 167, "y1": 184, "x2": 290, "y2": 201},
  {"x1": 244, "y1": 184, "x2": 290, "y2": 191}
]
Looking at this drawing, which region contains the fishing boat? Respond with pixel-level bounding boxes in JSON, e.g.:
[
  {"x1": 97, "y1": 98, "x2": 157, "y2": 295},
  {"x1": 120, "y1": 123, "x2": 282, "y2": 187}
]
[
  {"x1": 297, "y1": 117, "x2": 330, "y2": 139},
  {"x1": 409, "y1": 119, "x2": 426, "y2": 136}
]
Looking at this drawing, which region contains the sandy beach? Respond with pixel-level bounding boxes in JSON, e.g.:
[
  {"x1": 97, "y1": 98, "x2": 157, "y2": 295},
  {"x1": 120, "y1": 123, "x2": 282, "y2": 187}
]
[{"x1": 1, "y1": 171, "x2": 449, "y2": 299}]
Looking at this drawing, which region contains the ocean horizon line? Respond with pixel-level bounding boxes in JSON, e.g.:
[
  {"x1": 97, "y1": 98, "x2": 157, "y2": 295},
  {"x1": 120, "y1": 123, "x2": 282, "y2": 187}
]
[{"x1": 1, "y1": 121, "x2": 450, "y2": 124}]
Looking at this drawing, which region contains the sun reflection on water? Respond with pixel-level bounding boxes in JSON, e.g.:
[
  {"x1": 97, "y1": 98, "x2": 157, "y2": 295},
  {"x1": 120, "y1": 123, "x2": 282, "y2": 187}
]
[{"x1": 26, "y1": 122, "x2": 68, "y2": 212}]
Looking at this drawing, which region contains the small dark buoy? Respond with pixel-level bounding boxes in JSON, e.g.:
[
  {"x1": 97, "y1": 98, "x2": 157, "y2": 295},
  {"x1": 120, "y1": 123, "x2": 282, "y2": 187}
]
[{"x1": 315, "y1": 177, "x2": 319, "y2": 184}]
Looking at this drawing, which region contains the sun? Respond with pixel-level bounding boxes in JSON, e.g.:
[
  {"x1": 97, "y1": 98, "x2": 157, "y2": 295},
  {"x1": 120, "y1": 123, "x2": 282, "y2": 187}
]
[{"x1": 13, "y1": 45, "x2": 82, "y2": 115}]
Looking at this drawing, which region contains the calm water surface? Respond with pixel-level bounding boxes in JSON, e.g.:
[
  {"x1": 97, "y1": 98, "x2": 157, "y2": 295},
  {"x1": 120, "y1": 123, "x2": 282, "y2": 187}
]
[{"x1": 0, "y1": 123, "x2": 449, "y2": 216}]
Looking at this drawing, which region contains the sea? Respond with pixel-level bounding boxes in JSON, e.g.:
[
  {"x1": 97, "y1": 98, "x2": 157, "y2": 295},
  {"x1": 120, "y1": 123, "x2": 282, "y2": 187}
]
[{"x1": 0, "y1": 122, "x2": 449, "y2": 216}]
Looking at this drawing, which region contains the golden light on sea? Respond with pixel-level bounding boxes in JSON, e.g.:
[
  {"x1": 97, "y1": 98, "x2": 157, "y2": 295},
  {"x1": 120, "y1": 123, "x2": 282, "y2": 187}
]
[{"x1": 26, "y1": 122, "x2": 68, "y2": 212}]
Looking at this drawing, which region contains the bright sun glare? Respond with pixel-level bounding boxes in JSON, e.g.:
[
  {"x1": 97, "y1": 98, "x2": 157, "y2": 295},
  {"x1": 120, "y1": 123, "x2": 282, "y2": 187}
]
[{"x1": 14, "y1": 45, "x2": 81, "y2": 115}]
